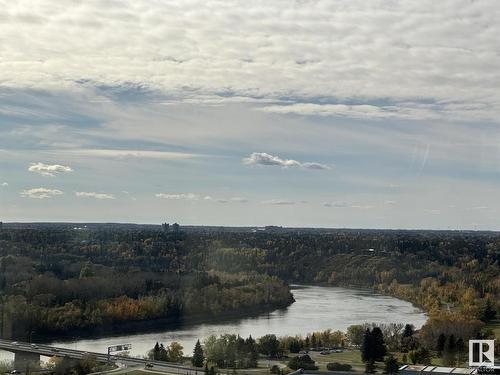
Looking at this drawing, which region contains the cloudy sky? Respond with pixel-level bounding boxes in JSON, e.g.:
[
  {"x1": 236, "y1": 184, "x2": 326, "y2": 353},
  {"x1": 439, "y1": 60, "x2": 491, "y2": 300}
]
[{"x1": 1, "y1": 0, "x2": 500, "y2": 229}]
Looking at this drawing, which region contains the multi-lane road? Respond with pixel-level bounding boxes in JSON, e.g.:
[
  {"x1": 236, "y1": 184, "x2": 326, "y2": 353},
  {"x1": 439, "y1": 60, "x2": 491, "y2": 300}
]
[{"x1": 0, "y1": 339, "x2": 202, "y2": 373}]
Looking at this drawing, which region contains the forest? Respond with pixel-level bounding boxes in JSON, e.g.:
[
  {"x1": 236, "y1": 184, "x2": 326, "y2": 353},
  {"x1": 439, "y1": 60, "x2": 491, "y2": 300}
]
[
  {"x1": 0, "y1": 227, "x2": 293, "y2": 339},
  {"x1": 0, "y1": 225, "x2": 498, "y2": 347}
]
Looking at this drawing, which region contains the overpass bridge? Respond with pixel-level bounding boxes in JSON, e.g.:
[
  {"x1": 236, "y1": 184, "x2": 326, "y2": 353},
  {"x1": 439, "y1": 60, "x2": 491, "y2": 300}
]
[{"x1": 0, "y1": 339, "x2": 200, "y2": 373}]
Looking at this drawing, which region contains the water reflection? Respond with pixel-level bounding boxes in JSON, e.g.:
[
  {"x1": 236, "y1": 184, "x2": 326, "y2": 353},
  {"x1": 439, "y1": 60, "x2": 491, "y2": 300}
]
[
  {"x1": 0, "y1": 285, "x2": 427, "y2": 361},
  {"x1": 51, "y1": 285, "x2": 427, "y2": 357}
]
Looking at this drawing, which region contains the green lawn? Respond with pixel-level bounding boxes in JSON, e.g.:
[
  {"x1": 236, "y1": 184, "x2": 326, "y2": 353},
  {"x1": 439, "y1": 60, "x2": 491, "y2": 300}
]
[
  {"x1": 125, "y1": 344, "x2": 481, "y2": 375},
  {"x1": 307, "y1": 349, "x2": 365, "y2": 372}
]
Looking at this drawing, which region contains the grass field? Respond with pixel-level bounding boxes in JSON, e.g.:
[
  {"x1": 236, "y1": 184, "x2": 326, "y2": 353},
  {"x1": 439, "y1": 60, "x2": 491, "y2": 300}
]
[{"x1": 307, "y1": 349, "x2": 365, "y2": 372}]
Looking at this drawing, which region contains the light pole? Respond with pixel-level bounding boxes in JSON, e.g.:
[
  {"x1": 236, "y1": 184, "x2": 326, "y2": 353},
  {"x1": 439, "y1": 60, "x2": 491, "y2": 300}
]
[{"x1": 29, "y1": 330, "x2": 35, "y2": 343}]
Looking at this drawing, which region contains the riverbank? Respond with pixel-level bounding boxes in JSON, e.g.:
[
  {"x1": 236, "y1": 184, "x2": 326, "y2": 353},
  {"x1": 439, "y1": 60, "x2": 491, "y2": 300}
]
[
  {"x1": 46, "y1": 285, "x2": 427, "y2": 358},
  {"x1": 35, "y1": 298, "x2": 295, "y2": 344}
]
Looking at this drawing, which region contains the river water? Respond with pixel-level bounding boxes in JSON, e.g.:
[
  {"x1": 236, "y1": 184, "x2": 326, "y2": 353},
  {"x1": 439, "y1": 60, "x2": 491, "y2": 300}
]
[{"x1": 0, "y1": 285, "x2": 427, "y2": 361}]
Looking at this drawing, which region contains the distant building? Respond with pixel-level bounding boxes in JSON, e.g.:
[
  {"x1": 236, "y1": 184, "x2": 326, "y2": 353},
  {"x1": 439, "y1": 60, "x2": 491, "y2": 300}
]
[
  {"x1": 161, "y1": 222, "x2": 181, "y2": 233},
  {"x1": 399, "y1": 365, "x2": 477, "y2": 375}
]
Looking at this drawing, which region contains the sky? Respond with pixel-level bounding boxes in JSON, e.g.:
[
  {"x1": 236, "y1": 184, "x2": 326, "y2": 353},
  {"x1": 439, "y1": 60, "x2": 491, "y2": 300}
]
[{"x1": 1, "y1": 0, "x2": 500, "y2": 229}]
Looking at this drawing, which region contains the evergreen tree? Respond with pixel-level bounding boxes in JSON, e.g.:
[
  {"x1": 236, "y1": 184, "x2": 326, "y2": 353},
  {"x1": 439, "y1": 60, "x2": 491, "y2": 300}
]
[
  {"x1": 361, "y1": 329, "x2": 373, "y2": 363},
  {"x1": 436, "y1": 334, "x2": 446, "y2": 354},
  {"x1": 448, "y1": 335, "x2": 456, "y2": 352},
  {"x1": 443, "y1": 335, "x2": 457, "y2": 366},
  {"x1": 480, "y1": 299, "x2": 497, "y2": 322},
  {"x1": 372, "y1": 327, "x2": 387, "y2": 361},
  {"x1": 152, "y1": 342, "x2": 160, "y2": 360},
  {"x1": 402, "y1": 324, "x2": 414, "y2": 338},
  {"x1": 289, "y1": 339, "x2": 301, "y2": 353},
  {"x1": 311, "y1": 333, "x2": 317, "y2": 349},
  {"x1": 236, "y1": 336, "x2": 246, "y2": 368},
  {"x1": 158, "y1": 343, "x2": 169, "y2": 361},
  {"x1": 385, "y1": 355, "x2": 399, "y2": 374},
  {"x1": 362, "y1": 327, "x2": 387, "y2": 363},
  {"x1": 192, "y1": 339, "x2": 205, "y2": 367},
  {"x1": 246, "y1": 335, "x2": 258, "y2": 368}
]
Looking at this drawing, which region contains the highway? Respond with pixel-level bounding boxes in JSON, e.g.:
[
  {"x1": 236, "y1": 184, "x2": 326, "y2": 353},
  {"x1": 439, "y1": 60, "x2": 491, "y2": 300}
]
[{"x1": 0, "y1": 339, "x2": 203, "y2": 373}]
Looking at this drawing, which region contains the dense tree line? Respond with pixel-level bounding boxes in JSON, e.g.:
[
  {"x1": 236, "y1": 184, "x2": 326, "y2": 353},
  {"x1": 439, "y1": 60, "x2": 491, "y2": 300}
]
[
  {"x1": 202, "y1": 334, "x2": 259, "y2": 368},
  {"x1": 0, "y1": 226, "x2": 498, "y2": 348},
  {"x1": 0, "y1": 228, "x2": 292, "y2": 339}
]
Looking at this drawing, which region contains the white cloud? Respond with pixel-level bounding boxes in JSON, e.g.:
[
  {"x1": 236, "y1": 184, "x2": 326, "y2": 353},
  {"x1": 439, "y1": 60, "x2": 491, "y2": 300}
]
[
  {"x1": 259, "y1": 102, "x2": 499, "y2": 122},
  {"x1": 243, "y1": 152, "x2": 330, "y2": 170},
  {"x1": 61, "y1": 149, "x2": 198, "y2": 160},
  {"x1": 2, "y1": 0, "x2": 498, "y2": 121},
  {"x1": 260, "y1": 103, "x2": 417, "y2": 119},
  {"x1": 213, "y1": 197, "x2": 249, "y2": 203},
  {"x1": 28, "y1": 162, "x2": 73, "y2": 177},
  {"x1": 157, "y1": 194, "x2": 248, "y2": 203},
  {"x1": 324, "y1": 201, "x2": 348, "y2": 208},
  {"x1": 75, "y1": 191, "x2": 115, "y2": 200},
  {"x1": 384, "y1": 200, "x2": 397, "y2": 205},
  {"x1": 21, "y1": 187, "x2": 63, "y2": 199},
  {"x1": 1, "y1": 182, "x2": 8, "y2": 187},
  {"x1": 262, "y1": 199, "x2": 297, "y2": 206},
  {"x1": 156, "y1": 193, "x2": 200, "y2": 200},
  {"x1": 323, "y1": 201, "x2": 375, "y2": 209},
  {"x1": 229, "y1": 197, "x2": 248, "y2": 203},
  {"x1": 350, "y1": 204, "x2": 374, "y2": 210}
]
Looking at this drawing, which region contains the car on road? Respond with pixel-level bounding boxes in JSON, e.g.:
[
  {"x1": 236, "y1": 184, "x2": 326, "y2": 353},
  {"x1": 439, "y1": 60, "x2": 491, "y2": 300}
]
[
  {"x1": 30, "y1": 343, "x2": 38, "y2": 348},
  {"x1": 145, "y1": 363, "x2": 154, "y2": 368},
  {"x1": 10, "y1": 370, "x2": 21, "y2": 374},
  {"x1": 51, "y1": 348, "x2": 60, "y2": 352},
  {"x1": 11, "y1": 341, "x2": 19, "y2": 346}
]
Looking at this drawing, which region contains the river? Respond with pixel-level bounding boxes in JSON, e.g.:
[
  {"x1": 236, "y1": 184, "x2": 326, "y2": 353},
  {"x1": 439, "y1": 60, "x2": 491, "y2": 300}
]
[{"x1": 0, "y1": 285, "x2": 427, "y2": 361}]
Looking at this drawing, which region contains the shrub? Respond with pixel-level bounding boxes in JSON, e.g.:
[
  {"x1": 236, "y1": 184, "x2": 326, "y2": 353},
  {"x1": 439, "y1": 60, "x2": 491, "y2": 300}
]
[
  {"x1": 288, "y1": 355, "x2": 318, "y2": 370},
  {"x1": 327, "y1": 362, "x2": 352, "y2": 371},
  {"x1": 270, "y1": 365, "x2": 281, "y2": 374}
]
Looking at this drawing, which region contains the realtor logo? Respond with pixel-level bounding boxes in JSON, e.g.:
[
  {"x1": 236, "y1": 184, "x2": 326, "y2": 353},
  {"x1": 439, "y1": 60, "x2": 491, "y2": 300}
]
[{"x1": 469, "y1": 340, "x2": 495, "y2": 367}]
